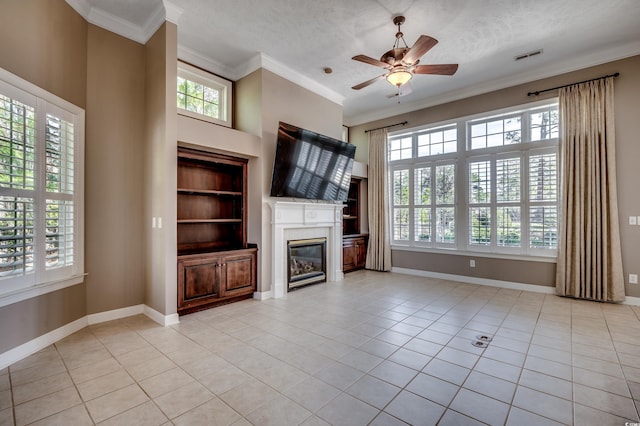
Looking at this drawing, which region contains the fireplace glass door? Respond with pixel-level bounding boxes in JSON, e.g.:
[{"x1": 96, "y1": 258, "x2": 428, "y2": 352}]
[{"x1": 287, "y1": 238, "x2": 327, "y2": 290}]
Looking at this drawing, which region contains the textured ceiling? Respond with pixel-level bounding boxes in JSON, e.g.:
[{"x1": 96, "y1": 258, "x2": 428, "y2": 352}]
[{"x1": 70, "y1": 0, "x2": 640, "y2": 125}]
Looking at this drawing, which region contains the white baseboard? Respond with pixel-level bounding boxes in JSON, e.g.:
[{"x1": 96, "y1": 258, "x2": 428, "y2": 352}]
[
  {"x1": 0, "y1": 317, "x2": 87, "y2": 370},
  {"x1": 392, "y1": 267, "x2": 640, "y2": 305},
  {"x1": 1, "y1": 304, "x2": 180, "y2": 370},
  {"x1": 622, "y1": 296, "x2": 640, "y2": 306},
  {"x1": 144, "y1": 305, "x2": 180, "y2": 326},
  {"x1": 87, "y1": 304, "x2": 144, "y2": 325},
  {"x1": 391, "y1": 267, "x2": 557, "y2": 294},
  {"x1": 253, "y1": 290, "x2": 273, "y2": 300}
]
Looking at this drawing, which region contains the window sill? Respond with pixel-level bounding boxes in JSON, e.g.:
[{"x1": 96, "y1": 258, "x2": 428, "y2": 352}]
[
  {"x1": 390, "y1": 245, "x2": 557, "y2": 263},
  {"x1": 0, "y1": 274, "x2": 86, "y2": 309}
]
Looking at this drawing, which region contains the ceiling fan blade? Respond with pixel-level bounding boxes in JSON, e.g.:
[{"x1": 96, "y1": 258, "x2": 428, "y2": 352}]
[
  {"x1": 413, "y1": 64, "x2": 459, "y2": 75},
  {"x1": 352, "y1": 74, "x2": 386, "y2": 90},
  {"x1": 352, "y1": 55, "x2": 390, "y2": 69},
  {"x1": 403, "y1": 35, "x2": 438, "y2": 65}
]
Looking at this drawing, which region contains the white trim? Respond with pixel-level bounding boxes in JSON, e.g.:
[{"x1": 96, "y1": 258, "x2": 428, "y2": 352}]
[
  {"x1": 64, "y1": 0, "x2": 168, "y2": 45},
  {"x1": 253, "y1": 290, "x2": 273, "y2": 300},
  {"x1": 622, "y1": 296, "x2": 640, "y2": 307},
  {"x1": 0, "y1": 275, "x2": 85, "y2": 309},
  {"x1": 0, "y1": 317, "x2": 87, "y2": 370},
  {"x1": 178, "y1": 46, "x2": 238, "y2": 80},
  {"x1": 392, "y1": 267, "x2": 557, "y2": 295},
  {"x1": 163, "y1": 1, "x2": 184, "y2": 25},
  {"x1": 0, "y1": 303, "x2": 181, "y2": 369},
  {"x1": 393, "y1": 267, "x2": 640, "y2": 306},
  {"x1": 144, "y1": 305, "x2": 180, "y2": 326},
  {"x1": 87, "y1": 304, "x2": 144, "y2": 325}
]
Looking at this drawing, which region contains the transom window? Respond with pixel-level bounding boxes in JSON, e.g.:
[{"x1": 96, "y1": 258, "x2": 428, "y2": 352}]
[
  {"x1": 388, "y1": 101, "x2": 559, "y2": 257},
  {"x1": 0, "y1": 68, "x2": 84, "y2": 301},
  {"x1": 177, "y1": 62, "x2": 232, "y2": 128}
]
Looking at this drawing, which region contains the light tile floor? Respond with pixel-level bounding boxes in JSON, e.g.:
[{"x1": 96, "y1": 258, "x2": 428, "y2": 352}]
[{"x1": 2, "y1": 270, "x2": 640, "y2": 425}]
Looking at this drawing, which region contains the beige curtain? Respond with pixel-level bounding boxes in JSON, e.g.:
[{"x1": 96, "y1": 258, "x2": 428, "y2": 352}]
[
  {"x1": 365, "y1": 128, "x2": 392, "y2": 271},
  {"x1": 555, "y1": 77, "x2": 625, "y2": 302}
]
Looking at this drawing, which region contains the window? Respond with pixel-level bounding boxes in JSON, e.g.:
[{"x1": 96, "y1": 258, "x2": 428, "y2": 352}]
[
  {"x1": 0, "y1": 69, "x2": 84, "y2": 303},
  {"x1": 177, "y1": 62, "x2": 232, "y2": 128},
  {"x1": 388, "y1": 101, "x2": 559, "y2": 257}
]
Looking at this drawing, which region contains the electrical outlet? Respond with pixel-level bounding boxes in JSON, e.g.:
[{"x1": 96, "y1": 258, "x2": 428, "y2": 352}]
[
  {"x1": 470, "y1": 259, "x2": 476, "y2": 268},
  {"x1": 630, "y1": 274, "x2": 638, "y2": 284}
]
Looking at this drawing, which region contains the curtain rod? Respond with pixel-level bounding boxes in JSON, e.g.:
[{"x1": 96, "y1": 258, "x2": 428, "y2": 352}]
[
  {"x1": 364, "y1": 121, "x2": 408, "y2": 133},
  {"x1": 527, "y1": 72, "x2": 619, "y2": 96}
]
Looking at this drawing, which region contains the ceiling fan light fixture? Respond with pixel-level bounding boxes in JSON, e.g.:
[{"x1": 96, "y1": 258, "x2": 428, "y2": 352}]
[{"x1": 386, "y1": 68, "x2": 412, "y2": 87}]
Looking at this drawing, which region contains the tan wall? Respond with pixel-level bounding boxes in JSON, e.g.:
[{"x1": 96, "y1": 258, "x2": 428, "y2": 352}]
[
  {"x1": 0, "y1": 0, "x2": 88, "y2": 351},
  {"x1": 85, "y1": 24, "x2": 146, "y2": 314},
  {"x1": 144, "y1": 23, "x2": 178, "y2": 315},
  {"x1": 350, "y1": 55, "x2": 640, "y2": 296},
  {"x1": 0, "y1": 285, "x2": 86, "y2": 354},
  {"x1": 0, "y1": 0, "x2": 87, "y2": 108}
]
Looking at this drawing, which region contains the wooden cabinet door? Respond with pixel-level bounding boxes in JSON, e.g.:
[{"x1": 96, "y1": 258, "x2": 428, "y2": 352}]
[
  {"x1": 178, "y1": 256, "x2": 221, "y2": 310},
  {"x1": 355, "y1": 238, "x2": 367, "y2": 269},
  {"x1": 219, "y1": 251, "x2": 257, "y2": 298},
  {"x1": 343, "y1": 239, "x2": 357, "y2": 272}
]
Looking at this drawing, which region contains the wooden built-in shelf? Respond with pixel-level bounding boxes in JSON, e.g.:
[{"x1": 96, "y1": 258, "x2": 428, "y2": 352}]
[{"x1": 177, "y1": 219, "x2": 243, "y2": 224}]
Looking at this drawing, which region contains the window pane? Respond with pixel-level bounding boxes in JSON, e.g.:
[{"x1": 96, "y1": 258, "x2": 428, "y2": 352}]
[
  {"x1": 530, "y1": 206, "x2": 557, "y2": 249},
  {"x1": 529, "y1": 153, "x2": 557, "y2": 201},
  {"x1": 435, "y1": 164, "x2": 455, "y2": 204},
  {"x1": 0, "y1": 196, "x2": 35, "y2": 277},
  {"x1": 469, "y1": 207, "x2": 491, "y2": 245},
  {"x1": 414, "y1": 208, "x2": 431, "y2": 242},
  {"x1": 393, "y1": 169, "x2": 409, "y2": 205},
  {"x1": 414, "y1": 167, "x2": 431, "y2": 205},
  {"x1": 496, "y1": 158, "x2": 520, "y2": 202},
  {"x1": 469, "y1": 161, "x2": 490, "y2": 204},
  {"x1": 46, "y1": 200, "x2": 74, "y2": 269},
  {"x1": 389, "y1": 136, "x2": 412, "y2": 161},
  {"x1": 470, "y1": 116, "x2": 521, "y2": 149},
  {"x1": 177, "y1": 77, "x2": 222, "y2": 120},
  {"x1": 435, "y1": 207, "x2": 454, "y2": 243},
  {"x1": 497, "y1": 207, "x2": 521, "y2": 247},
  {"x1": 530, "y1": 106, "x2": 559, "y2": 141},
  {"x1": 45, "y1": 114, "x2": 74, "y2": 194},
  {"x1": 393, "y1": 208, "x2": 409, "y2": 240},
  {"x1": 416, "y1": 126, "x2": 457, "y2": 157},
  {"x1": 0, "y1": 95, "x2": 36, "y2": 190}
]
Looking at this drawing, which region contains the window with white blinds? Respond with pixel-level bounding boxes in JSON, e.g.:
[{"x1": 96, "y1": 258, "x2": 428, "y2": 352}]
[
  {"x1": 388, "y1": 100, "x2": 559, "y2": 257},
  {"x1": 0, "y1": 68, "x2": 84, "y2": 301}
]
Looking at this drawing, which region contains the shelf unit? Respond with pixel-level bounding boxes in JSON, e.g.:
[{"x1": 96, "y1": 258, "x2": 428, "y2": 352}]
[
  {"x1": 342, "y1": 177, "x2": 368, "y2": 272},
  {"x1": 177, "y1": 147, "x2": 256, "y2": 314},
  {"x1": 342, "y1": 178, "x2": 360, "y2": 236}
]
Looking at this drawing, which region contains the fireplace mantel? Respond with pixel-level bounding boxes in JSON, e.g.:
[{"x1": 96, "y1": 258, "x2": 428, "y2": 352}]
[{"x1": 271, "y1": 201, "x2": 343, "y2": 298}]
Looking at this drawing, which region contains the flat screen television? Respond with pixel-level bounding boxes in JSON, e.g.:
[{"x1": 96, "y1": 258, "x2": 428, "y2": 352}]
[{"x1": 270, "y1": 122, "x2": 356, "y2": 202}]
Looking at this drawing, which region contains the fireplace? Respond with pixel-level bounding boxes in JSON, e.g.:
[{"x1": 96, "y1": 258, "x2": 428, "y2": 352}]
[
  {"x1": 269, "y1": 201, "x2": 343, "y2": 299},
  {"x1": 287, "y1": 238, "x2": 326, "y2": 290}
]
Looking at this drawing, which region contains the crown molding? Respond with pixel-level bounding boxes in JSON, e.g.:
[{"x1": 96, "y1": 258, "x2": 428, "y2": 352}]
[
  {"x1": 177, "y1": 45, "x2": 239, "y2": 79},
  {"x1": 240, "y1": 53, "x2": 345, "y2": 106},
  {"x1": 65, "y1": 0, "x2": 176, "y2": 44},
  {"x1": 163, "y1": 0, "x2": 183, "y2": 24},
  {"x1": 345, "y1": 40, "x2": 640, "y2": 126}
]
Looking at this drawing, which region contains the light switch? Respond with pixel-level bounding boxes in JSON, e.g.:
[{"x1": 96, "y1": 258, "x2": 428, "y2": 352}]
[{"x1": 630, "y1": 216, "x2": 638, "y2": 226}]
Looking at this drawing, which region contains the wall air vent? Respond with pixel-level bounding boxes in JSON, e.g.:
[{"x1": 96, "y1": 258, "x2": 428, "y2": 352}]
[{"x1": 515, "y1": 49, "x2": 543, "y2": 61}]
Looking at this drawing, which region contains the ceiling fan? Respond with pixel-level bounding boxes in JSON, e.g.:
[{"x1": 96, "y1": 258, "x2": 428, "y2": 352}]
[{"x1": 352, "y1": 15, "x2": 458, "y2": 91}]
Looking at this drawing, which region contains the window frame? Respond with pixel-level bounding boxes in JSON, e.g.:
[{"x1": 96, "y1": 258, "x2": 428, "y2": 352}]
[
  {"x1": 388, "y1": 99, "x2": 559, "y2": 259},
  {"x1": 0, "y1": 68, "x2": 84, "y2": 307},
  {"x1": 177, "y1": 61, "x2": 232, "y2": 128}
]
